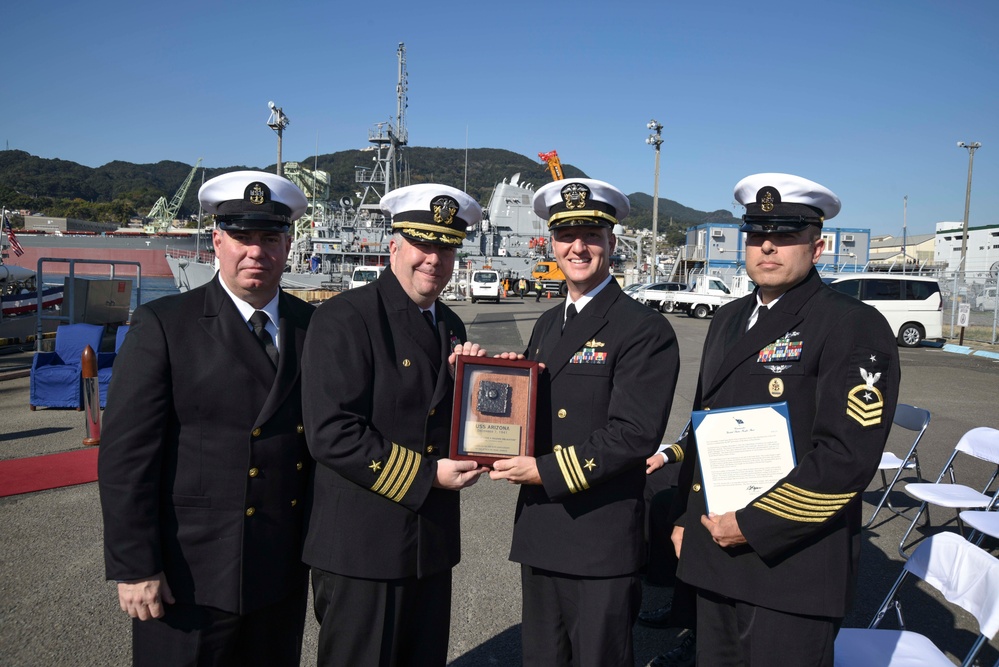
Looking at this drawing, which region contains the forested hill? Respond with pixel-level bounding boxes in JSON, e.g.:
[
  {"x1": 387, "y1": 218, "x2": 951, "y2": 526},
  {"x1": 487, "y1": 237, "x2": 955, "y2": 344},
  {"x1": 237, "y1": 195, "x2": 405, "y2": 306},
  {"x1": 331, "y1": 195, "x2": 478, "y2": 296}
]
[{"x1": 0, "y1": 148, "x2": 735, "y2": 242}]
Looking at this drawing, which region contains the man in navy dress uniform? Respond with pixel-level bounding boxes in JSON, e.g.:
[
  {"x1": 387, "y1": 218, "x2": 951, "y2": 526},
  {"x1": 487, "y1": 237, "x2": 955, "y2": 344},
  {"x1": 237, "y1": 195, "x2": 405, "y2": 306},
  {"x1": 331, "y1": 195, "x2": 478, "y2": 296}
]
[
  {"x1": 302, "y1": 183, "x2": 487, "y2": 667},
  {"x1": 670, "y1": 173, "x2": 901, "y2": 666},
  {"x1": 491, "y1": 178, "x2": 681, "y2": 666},
  {"x1": 99, "y1": 171, "x2": 315, "y2": 666}
]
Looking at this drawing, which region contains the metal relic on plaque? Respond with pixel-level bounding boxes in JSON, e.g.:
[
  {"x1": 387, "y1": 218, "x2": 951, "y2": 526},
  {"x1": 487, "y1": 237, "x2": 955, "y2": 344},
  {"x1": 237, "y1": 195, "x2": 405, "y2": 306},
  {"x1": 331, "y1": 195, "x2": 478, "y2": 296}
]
[{"x1": 451, "y1": 357, "x2": 539, "y2": 467}]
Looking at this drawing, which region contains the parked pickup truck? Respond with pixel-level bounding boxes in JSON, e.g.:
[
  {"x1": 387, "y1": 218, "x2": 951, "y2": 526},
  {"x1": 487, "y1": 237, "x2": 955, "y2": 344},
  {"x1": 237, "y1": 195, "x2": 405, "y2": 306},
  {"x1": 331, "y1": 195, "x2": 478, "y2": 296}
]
[
  {"x1": 663, "y1": 275, "x2": 755, "y2": 318},
  {"x1": 633, "y1": 282, "x2": 689, "y2": 310}
]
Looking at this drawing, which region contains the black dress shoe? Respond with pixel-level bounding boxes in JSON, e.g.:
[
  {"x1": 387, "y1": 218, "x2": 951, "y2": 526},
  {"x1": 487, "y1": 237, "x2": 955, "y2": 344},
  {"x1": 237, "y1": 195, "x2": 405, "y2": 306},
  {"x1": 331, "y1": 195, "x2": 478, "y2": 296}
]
[
  {"x1": 646, "y1": 629, "x2": 696, "y2": 667},
  {"x1": 637, "y1": 601, "x2": 673, "y2": 628}
]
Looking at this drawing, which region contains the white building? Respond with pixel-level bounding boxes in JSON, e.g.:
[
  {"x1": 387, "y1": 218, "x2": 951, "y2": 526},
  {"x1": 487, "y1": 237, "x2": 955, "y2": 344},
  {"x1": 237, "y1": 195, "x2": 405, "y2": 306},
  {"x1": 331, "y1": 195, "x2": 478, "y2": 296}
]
[{"x1": 934, "y1": 221, "x2": 999, "y2": 277}]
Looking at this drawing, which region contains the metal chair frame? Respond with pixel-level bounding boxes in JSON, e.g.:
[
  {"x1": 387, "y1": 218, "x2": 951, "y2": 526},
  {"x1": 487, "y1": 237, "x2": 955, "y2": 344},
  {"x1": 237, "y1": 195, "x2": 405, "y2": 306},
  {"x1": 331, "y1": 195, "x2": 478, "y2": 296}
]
[
  {"x1": 897, "y1": 427, "x2": 999, "y2": 559},
  {"x1": 835, "y1": 532, "x2": 999, "y2": 667},
  {"x1": 864, "y1": 404, "x2": 931, "y2": 529}
]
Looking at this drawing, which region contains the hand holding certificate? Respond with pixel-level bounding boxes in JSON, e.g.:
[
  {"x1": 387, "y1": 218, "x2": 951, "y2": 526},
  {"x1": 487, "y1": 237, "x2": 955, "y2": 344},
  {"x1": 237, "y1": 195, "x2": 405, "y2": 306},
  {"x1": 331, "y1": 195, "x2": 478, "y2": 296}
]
[{"x1": 691, "y1": 402, "x2": 796, "y2": 515}]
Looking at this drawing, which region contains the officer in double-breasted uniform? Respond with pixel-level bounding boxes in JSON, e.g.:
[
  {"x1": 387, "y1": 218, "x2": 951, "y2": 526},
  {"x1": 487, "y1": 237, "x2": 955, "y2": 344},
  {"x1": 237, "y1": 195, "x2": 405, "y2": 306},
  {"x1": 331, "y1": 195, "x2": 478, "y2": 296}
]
[
  {"x1": 670, "y1": 173, "x2": 901, "y2": 666},
  {"x1": 99, "y1": 171, "x2": 315, "y2": 666},
  {"x1": 302, "y1": 183, "x2": 486, "y2": 667},
  {"x1": 491, "y1": 178, "x2": 680, "y2": 666}
]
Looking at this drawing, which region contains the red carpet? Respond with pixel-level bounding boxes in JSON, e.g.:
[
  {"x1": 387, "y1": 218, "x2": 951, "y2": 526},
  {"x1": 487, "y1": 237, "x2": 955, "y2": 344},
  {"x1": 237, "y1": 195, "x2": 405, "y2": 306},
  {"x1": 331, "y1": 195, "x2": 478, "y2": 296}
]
[{"x1": 0, "y1": 448, "x2": 99, "y2": 497}]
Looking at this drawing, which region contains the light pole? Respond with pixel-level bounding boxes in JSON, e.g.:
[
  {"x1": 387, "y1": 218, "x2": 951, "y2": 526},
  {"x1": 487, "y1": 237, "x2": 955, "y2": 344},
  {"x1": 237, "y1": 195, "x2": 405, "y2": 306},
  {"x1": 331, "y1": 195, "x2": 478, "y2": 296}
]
[
  {"x1": 646, "y1": 119, "x2": 663, "y2": 282},
  {"x1": 956, "y1": 141, "x2": 981, "y2": 277},
  {"x1": 267, "y1": 101, "x2": 290, "y2": 177}
]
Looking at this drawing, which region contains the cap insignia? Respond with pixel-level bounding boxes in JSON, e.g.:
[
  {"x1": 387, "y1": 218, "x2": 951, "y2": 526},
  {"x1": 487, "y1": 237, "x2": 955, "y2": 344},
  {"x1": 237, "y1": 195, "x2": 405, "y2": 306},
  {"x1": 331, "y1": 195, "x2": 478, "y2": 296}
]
[
  {"x1": 561, "y1": 183, "x2": 589, "y2": 210},
  {"x1": 247, "y1": 182, "x2": 268, "y2": 206},
  {"x1": 760, "y1": 189, "x2": 775, "y2": 213},
  {"x1": 431, "y1": 195, "x2": 459, "y2": 225}
]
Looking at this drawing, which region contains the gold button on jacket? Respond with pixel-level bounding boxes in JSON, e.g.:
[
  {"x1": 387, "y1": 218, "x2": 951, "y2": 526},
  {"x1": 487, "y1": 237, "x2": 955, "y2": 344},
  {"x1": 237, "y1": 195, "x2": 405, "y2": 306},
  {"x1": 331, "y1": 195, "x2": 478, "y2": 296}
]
[
  {"x1": 251, "y1": 427, "x2": 262, "y2": 437},
  {"x1": 245, "y1": 507, "x2": 256, "y2": 517},
  {"x1": 248, "y1": 468, "x2": 259, "y2": 478}
]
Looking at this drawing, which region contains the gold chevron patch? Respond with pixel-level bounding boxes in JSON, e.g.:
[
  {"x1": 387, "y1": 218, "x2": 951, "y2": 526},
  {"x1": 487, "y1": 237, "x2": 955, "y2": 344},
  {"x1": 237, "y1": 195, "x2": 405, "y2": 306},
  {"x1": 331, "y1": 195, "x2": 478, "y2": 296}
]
[
  {"x1": 752, "y1": 482, "x2": 855, "y2": 522},
  {"x1": 555, "y1": 445, "x2": 590, "y2": 494},
  {"x1": 846, "y1": 384, "x2": 885, "y2": 427},
  {"x1": 371, "y1": 442, "x2": 421, "y2": 502}
]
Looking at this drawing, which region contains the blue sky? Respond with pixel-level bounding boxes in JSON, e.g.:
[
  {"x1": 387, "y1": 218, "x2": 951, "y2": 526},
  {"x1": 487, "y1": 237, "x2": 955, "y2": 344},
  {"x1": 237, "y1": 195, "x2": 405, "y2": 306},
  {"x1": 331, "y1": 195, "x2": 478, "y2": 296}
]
[{"x1": 4, "y1": 0, "x2": 996, "y2": 237}]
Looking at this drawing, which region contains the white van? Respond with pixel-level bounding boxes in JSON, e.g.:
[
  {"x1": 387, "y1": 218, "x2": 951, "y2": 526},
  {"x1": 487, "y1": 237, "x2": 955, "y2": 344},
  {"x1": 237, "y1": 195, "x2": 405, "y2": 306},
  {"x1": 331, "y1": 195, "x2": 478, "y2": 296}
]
[
  {"x1": 470, "y1": 270, "x2": 502, "y2": 304},
  {"x1": 825, "y1": 274, "x2": 943, "y2": 347},
  {"x1": 349, "y1": 266, "x2": 384, "y2": 290},
  {"x1": 976, "y1": 286, "x2": 997, "y2": 312}
]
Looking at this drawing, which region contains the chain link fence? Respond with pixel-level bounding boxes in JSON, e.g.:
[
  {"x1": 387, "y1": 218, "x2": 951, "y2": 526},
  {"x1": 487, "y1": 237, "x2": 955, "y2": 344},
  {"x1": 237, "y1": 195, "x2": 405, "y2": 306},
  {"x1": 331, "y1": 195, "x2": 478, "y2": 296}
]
[{"x1": 937, "y1": 270, "x2": 998, "y2": 345}]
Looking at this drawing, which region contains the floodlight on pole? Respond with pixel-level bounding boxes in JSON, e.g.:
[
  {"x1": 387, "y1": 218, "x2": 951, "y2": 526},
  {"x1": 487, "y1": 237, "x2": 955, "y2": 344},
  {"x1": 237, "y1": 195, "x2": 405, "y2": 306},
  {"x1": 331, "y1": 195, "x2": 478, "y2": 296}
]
[
  {"x1": 267, "y1": 101, "x2": 290, "y2": 177},
  {"x1": 646, "y1": 119, "x2": 664, "y2": 282},
  {"x1": 956, "y1": 141, "x2": 981, "y2": 277}
]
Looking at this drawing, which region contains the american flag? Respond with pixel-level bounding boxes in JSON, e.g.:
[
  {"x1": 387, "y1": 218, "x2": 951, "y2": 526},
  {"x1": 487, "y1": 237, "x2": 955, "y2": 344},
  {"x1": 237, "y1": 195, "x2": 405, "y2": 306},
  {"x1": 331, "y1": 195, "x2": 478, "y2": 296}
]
[{"x1": 3, "y1": 211, "x2": 23, "y2": 257}]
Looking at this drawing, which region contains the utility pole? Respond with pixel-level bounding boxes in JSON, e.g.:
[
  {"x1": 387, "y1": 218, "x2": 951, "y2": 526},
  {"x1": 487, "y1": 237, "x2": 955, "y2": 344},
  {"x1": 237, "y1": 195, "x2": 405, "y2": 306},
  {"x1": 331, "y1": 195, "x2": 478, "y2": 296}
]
[
  {"x1": 646, "y1": 120, "x2": 664, "y2": 282},
  {"x1": 956, "y1": 141, "x2": 981, "y2": 277},
  {"x1": 267, "y1": 101, "x2": 290, "y2": 177}
]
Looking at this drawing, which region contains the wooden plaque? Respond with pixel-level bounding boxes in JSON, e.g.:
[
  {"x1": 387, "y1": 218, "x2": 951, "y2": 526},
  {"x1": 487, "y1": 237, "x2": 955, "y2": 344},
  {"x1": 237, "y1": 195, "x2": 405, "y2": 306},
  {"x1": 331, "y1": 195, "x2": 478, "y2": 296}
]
[{"x1": 450, "y1": 356, "x2": 539, "y2": 467}]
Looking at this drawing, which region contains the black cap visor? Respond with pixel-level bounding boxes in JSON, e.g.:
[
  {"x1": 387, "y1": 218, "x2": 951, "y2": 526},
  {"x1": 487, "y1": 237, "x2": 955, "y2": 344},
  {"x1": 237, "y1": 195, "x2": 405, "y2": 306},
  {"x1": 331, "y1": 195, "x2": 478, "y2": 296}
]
[{"x1": 740, "y1": 216, "x2": 822, "y2": 233}]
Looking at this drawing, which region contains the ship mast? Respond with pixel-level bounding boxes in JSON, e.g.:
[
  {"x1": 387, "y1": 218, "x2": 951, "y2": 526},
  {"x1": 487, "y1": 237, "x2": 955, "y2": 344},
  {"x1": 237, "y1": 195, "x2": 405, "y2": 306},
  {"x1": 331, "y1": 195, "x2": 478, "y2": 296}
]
[{"x1": 352, "y1": 43, "x2": 409, "y2": 228}]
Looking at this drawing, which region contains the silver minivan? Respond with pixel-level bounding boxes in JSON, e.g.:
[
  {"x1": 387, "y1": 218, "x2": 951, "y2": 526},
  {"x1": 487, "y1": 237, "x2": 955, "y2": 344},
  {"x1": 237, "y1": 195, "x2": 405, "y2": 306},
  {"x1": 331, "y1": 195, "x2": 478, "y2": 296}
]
[{"x1": 825, "y1": 274, "x2": 943, "y2": 347}]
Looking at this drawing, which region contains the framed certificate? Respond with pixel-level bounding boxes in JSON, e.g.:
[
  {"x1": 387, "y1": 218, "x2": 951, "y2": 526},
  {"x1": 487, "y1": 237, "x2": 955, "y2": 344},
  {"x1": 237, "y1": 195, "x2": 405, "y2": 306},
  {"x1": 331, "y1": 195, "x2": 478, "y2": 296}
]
[
  {"x1": 450, "y1": 356, "x2": 539, "y2": 467},
  {"x1": 691, "y1": 402, "x2": 796, "y2": 515}
]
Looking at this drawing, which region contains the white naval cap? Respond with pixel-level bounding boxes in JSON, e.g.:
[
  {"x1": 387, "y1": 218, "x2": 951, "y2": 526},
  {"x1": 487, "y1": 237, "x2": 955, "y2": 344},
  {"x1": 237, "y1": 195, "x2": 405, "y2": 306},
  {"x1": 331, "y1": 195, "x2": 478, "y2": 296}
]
[
  {"x1": 199, "y1": 170, "x2": 308, "y2": 231},
  {"x1": 532, "y1": 178, "x2": 631, "y2": 230},
  {"x1": 381, "y1": 183, "x2": 482, "y2": 248},
  {"x1": 734, "y1": 173, "x2": 841, "y2": 233}
]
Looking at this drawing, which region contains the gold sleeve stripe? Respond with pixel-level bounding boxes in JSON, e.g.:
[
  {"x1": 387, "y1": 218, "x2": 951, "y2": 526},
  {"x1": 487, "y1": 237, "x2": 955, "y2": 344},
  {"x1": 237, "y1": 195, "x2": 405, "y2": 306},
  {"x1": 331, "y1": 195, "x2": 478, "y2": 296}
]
[
  {"x1": 769, "y1": 488, "x2": 851, "y2": 508},
  {"x1": 567, "y1": 447, "x2": 590, "y2": 491},
  {"x1": 752, "y1": 502, "x2": 830, "y2": 522},
  {"x1": 753, "y1": 498, "x2": 836, "y2": 521},
  {"x1": 782, "y1": 483, "x2": 856, "y2": 500},
  {"x1": 555, "y1": 449, "x2": 578, "y2": 493},
  {"x1": 555, "y1": 446, "x2": 590, "y2": 494},
  {"x1": 751, "y1": 482, "x2": 856, "y2": 522},
  {"x1": 372, "y1": 443, "x2": 422, "y2": 502},
  {"x1": 668, "y1": 444, "x2": 684, "y2": 463}
]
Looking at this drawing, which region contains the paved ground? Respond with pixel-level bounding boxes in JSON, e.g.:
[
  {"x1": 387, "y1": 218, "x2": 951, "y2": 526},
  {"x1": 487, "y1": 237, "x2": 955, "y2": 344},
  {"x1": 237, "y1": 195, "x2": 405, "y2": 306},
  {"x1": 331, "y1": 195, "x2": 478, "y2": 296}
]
[{"x1": 1, "y1": 295, "x2": 998, "y2": 665}]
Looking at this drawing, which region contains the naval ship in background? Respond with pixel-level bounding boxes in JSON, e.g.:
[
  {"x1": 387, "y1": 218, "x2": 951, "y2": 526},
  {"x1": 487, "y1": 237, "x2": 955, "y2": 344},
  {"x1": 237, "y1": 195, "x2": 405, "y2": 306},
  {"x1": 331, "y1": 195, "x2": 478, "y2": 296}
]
[{"x1": 166, "y1": 43, "x2": 550, "y2": 296}]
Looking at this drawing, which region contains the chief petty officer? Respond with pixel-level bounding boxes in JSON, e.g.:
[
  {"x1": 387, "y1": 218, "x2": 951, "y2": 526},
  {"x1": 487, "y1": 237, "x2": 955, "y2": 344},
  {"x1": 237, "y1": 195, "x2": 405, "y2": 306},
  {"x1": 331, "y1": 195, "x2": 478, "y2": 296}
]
[
  {"x1": 669, "y1": 173, "x2": 901, "y2": 666},
  {"x1": 99, "y1": 171, "x2": 315, "y2": 666}
]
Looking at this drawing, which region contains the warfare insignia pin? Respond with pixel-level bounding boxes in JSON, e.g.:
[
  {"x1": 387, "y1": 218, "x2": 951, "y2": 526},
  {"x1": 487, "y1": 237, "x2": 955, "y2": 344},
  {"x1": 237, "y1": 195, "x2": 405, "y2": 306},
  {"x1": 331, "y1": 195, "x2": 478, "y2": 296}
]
[
  {"x1": 584, "y1": 339, "x2": 605, "y2": 348},
  {"x1": 248, "y1": 182, "x2": 267, "y2": 205},
  {"x1": 769, "y1": 378, "x2": 784, "y2": 397},
  {"x1": 764, "y1": 364, "x2": 792, "y2": 374},
  {"x1": 847, "y1": 366, "x2": 885, "y2": 427},
  {"x1": 431, "y1": 195, "x2": 459, "y2": 225},
  {"x1": 561, "y1": 182, "x2": 589, "y2": 210}
]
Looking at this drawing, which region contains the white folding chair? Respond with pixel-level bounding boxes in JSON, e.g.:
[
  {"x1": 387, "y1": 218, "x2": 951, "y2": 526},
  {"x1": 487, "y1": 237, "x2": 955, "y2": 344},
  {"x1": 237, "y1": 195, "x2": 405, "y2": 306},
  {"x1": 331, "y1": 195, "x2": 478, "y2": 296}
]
[
  {"x1": 835, "y1": 532, "x2": 999, "y2": 667},
  {"x1": 898, "y1": 427, "x2": 999, "y2": 558},
  {"x1": 864, "y1": 404, "x2": 931, "y2": 528},
  {"x1": 960, "y1": 510, "x2": 999, "y2": 549}
]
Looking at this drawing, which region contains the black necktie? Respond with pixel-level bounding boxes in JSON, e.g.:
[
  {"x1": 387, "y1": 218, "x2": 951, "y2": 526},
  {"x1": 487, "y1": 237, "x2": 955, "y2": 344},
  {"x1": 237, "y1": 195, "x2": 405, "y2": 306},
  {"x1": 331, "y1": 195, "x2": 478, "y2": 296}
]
[
  {"x1": 751, "y1": 305, "x2": 769, "y2": 329},
  {"x1": 249, "y1": 311, "x2": 279, "y2": 368},
  {"x1": 423, "y1": 309, "x2": 442, "y2": 344},
  {"x1": 562, "y1": 303, "x2": 578, "y2": 333}
]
